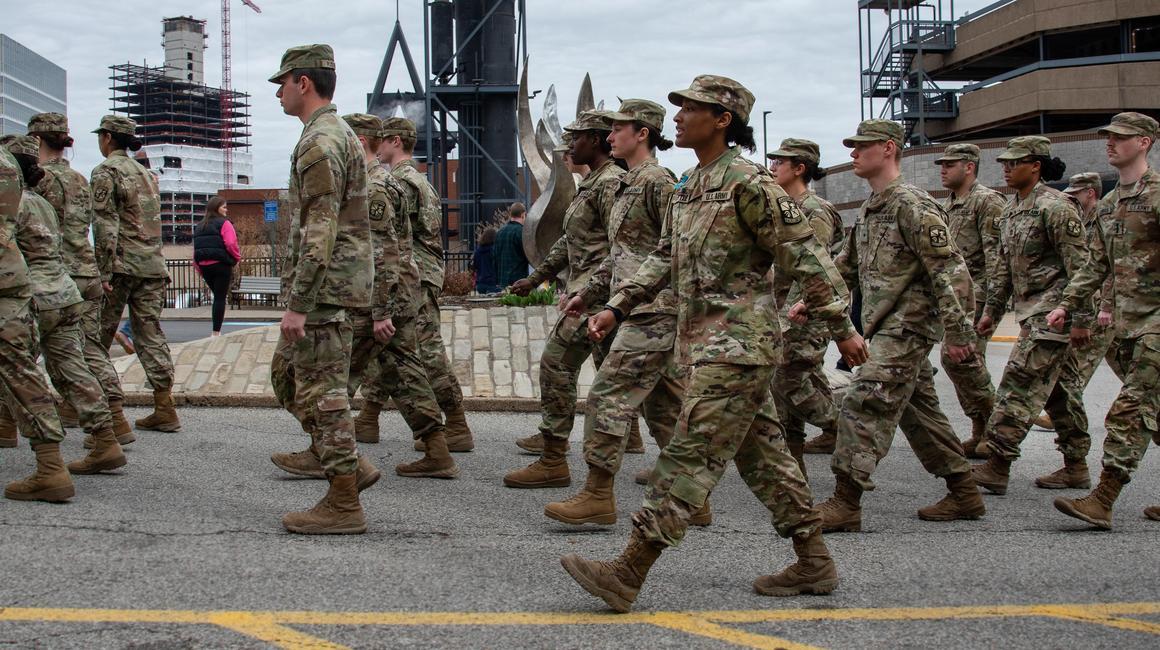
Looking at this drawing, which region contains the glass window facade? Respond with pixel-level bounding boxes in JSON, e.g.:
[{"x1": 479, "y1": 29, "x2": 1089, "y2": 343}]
[{"x1": 0, "y1": 34, "x2": 67, "y2": 135}]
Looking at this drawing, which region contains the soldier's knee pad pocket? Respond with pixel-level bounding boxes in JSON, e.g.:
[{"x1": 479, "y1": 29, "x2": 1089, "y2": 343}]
[
  {"x1": 669, "y1": 473, "x2": 710, "y2": 509},
  {"x1": 315, "y1": 392, "x2": 349, "y2": 416}
]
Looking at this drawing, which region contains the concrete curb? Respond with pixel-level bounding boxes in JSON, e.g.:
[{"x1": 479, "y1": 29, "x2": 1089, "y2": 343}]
[{"x1": 122, "y1": 393, "x2": 556, "y2": 412}]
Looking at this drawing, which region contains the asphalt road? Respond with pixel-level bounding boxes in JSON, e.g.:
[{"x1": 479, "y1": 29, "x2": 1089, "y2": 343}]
[
  {"x1": 157, "y1": 319, "x2": 273, "y2": 345},
  {"x1": 0, "y1": 342, "x2": 1157, "y2": 649}
]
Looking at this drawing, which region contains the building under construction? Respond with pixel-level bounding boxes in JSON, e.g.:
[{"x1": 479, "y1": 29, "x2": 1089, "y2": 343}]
[{"x1": 110, "y1": 17, "x2": 253, "y2": 243}]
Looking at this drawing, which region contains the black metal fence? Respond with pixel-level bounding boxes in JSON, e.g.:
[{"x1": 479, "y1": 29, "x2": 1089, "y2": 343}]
[
  {"x1": 165, "y1": 257, "x2": 286, "y2": 309},
  {"x1": 445, "y1": 251, "x2": 472, "y2": 275}
]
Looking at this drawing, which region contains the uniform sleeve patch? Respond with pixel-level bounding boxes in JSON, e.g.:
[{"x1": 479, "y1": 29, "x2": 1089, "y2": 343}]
[
  {"x1": 623, "y1": 186, "x2": 645, "y2": 195},
  {"x1": 93, "y1": 186, "x2": 109, "y2": 203},
  {"x1": 1065, "y1": 218, "x2": 1083, "y2": 238},
  {"x1": 776, "y1": 196, "x2": 803, "y2": 224},
  {"x1": 929, "y1": 224, "x2": 949, "y2": 247},
  {"x1": 369, "y1": 201, "x2": 386, "y2": 219}
]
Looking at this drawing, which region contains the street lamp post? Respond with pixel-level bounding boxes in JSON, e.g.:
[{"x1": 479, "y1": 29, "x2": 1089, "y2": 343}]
[{"x1": 762, "y1": 110, "x2": 772, "y2": 164}]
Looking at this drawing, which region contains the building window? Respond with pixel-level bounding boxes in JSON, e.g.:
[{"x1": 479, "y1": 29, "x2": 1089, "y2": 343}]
[
  {"x1": 1131, "y1": 17, "x2": 1160, "y2": 53},
  {"x1": 163, "y1": 156, "x2": 182, "y2": 169},
  {"x1": 187, "y1": 62, "x2": 193, "y2": 70},
  {"x1": 138, "y1": 157, "x2": 152, "y2": 169},
  {"x1": 236, "y1": 175, "x2": 250, "y2": 185},
  {"x1": 187, "y1": 52, "x2": 193, "y2": 60},
  {"x1": 187, "y1": 74, "x2": 193, "y2": 81}
]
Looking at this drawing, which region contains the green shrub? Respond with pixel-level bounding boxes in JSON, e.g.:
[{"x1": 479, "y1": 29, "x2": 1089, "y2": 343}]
[{"x1": 499, "y1": 283, "x2": 558, "y2": 307}]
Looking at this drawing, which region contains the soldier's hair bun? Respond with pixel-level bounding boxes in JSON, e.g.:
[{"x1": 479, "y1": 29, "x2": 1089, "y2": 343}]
[
  {"x1": 13, "y1": 153, "x2": 46, "y2": 188},
  {"x1": 33, "y1": 132, "x2": 74, "y2": 150},
  {"x1": 1038, "y1": 156, "x2": 1066, "y2": 182}
]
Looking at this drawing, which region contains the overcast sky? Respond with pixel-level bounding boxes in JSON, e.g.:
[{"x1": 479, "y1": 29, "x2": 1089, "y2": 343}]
[{"x1": 6, "y1": 0, "x2": 996, "y2": 186}]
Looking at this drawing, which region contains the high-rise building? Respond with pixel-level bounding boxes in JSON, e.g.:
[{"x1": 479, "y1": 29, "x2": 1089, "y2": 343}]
[
  {"x1": 0, "y1": 34, "x2": 67, "y2": 135},
  {"x1": 109, "y1": 17, "x2": 252, "y2": 244}
]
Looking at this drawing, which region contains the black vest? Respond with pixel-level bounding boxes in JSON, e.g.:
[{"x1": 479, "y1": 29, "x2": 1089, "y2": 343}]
[{"x1": 193, "y1": 217, "x2": 235, "y2": 265}]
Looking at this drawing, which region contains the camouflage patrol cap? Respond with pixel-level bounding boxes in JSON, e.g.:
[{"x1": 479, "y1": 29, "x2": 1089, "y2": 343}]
[
  {"x1": 3, "y1": 135, "x2": 40, "y2": 157},
  {"x1": 607, "y1": 99, "x2": 666, "y2": 134},
  {"x1": 342, "y1": 113, "x2": 383, "y2": 138},
  {"x1": 1097, "y1": 112, "x2": 1159, "y2": 139},
  {"x1": 28, "y1": 112, "x2": 68, "y2": 134},
  {"x1": 933, "y1": 143, "x2": 980, "y2": 164},
  {"x1": 842, "y1": 119, "x2": 903, "y2": 148},
  {"x1": 268, "y1": 44, "x2": 336, "y2": 83},
  {"x1": 1063, "y1": 172, "x2": 1102, "y2": 194},
  {"x1": 667, "y1": 75, "x2": 754, "y2": 123},
  {"x1": 563, "y1": 110, "x2": 615, "y2": 133},
  {"x1": 92, "y1": 114, "x2": 137, "y2": 136},
  {"x1": 996, "y1": 135, "x2": 1051, "y2": 161},
  {"x1": 767, "y1": 138, "x2": 820, "y2": 164},
  {"x1": 380, "y1": 116, "x2": 417, "y2": 139}
]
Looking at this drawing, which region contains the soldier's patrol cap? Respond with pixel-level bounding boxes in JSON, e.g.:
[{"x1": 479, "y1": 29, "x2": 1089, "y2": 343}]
[
  {"x1": 3, "y1": 135, "x2": 40, "y2": 157},
  {"x1": 767, "y1": 138, "x2": 820, "y2": 165},
  {"x1": 607, "y1": 99, "x2": 666, "y2": 134},
  {"x1": 342, "y1": 113, "x2": 383, "y2": 138},
  {"x1": 996, "y1": 135, "x2": 1051, "y2": 161},
  {"x1": 842, "y1": 119, "x2": 904, "y2": 148},
  {"x1": 380, "y1": 116, "x2": 417, "y2": 140},
  {"x1": 268, "y1": 44, "x2": 336, "y2": 83},
  {"x1": 1063, "y1": 172, "x2": 1102, "y2": 194},
  {"x1": 92, "y1": 114, "x2": 137, "y2": 136},
  {"x1": 933, "y1": 143, "x2": 980, "y2": 164},
  {"x1": 28, "y1": 112, "x2": 68, "y2": 134},
  {"x1": 667, "y1": 75, "x2": 755, "y2": 124},
  {"x1": 1097, "y1": 111, "x2": 1159, "y2": 139},
  {"x1": 563, "y1": 110, "x2": 616, "y2": 133}
]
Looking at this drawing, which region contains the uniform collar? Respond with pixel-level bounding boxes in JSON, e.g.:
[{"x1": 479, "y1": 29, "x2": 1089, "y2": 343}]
[
  {"x1": 949, "y1": 179, "x2": 979, "y2": 206},
  {"x1": 109, "y1": 150, "x2": 129, "y2": 160},
  {"x1": 697, "y1": 146, "x2": 739, "y2": 192},
  {"x1": 865, "y1": 175, "x2": 903, "y2": 211},
  {"x1": 303, "y1": 103, "x2": 337, "y2": 131},
  {"x1": 1117, "y1": 167, "x2": 1155, "y2": 200},
  {"x1": 394, "y1": 158, "x2": 419, "y2": 172},
  {"x1": 620, "y1": 157, "x2": 658, "y2": 185},
  {"x1": 580, "y1": 158, "x2": 619, "y2": 189}
]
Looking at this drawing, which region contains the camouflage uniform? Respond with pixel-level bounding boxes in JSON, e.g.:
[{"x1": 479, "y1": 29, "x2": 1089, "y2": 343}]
[
  {"x1": 2, "y1": 160, "x2": 113, "y2": 434},
  {"x1": 935, "y1": 144, "x2": 1003, "y2": 426},
  {"x1": 1059, "y1": 153, "x2": 1160, "y2": 481},
  {"x1": 525, "y1": 114, "x2": 624, "y2": 442},
  {"x1": 383, "y1": 126, "x2": 462, "y2": 418},
  {"x1": 982, "y1": 138, "x2": 1093, "y2": 466},
  {"x1": 272, "y1": 102, "x2": 373, "y2": 476},
  {"x1": 90, "y1": 116, "x2": 175, "y2": 400},
  {"x1": 768, "y1": 138, "x2": 846, "y2": 446},
  {"x1": 340, "y1": 113, "x2": 443, "y2": 442},
  {"x1": 573, "y1": 104, "x2": 681, "y2": 472},
  {"x1": 830, "y1": 123, "x2": 977, "y2": 491},
  {"x1": 608, "y1": 127, "x2": 855, "y2": 546},
  {"x1": 0, "y1": 145, "x2": 65, "y2": 444}
]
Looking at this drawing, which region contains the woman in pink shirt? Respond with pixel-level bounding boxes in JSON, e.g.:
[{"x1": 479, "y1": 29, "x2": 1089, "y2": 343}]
[{"x1": 192, "y1": 197, "x2": 242, "y2": 336}]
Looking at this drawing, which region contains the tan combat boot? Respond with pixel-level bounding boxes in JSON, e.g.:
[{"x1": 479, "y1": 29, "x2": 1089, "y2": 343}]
[
  {"x1": 1053, "y1": 470, "x2": 1124, "y2": 530},
  {"x1": 355, "y1": 455, "x2": 382, "y2": 492},
  {"x1": 4, "y1": 442, "x2": 75, "y2": 502},
  {"x1": 106, "y1": 399, "x2": 136, "y2": 446},
  {"x1": 972, "y1": 455, "x2": 1012, "y2": 495},
  {"x1": 787, "y1": 438, "x2": 807, "y2": 480},
  {"x1": 1144, "y1": 505, "x2": 1160, "y2": 521},
  {"x1": 1035, "y1": 458, "x2": 1091, "y2": 490},
  {"x1": 67, "y1": 426, "x2": 127, "y2": 474},
  {"x1": 817, "y1": 475, "x2": 863, "y2": 532},
  {"x1": 917, "y1": 471, "x2": 986, "y2": 521},
  {"x1": 271, "y1": 446, "x2": 326, "y2": 479},
  {"x1": 56, "y1": 400, "x2": 80, "y2": 428},
  {"x1": 134, "y1": 389, "x2": 181, "y2": 432},
  {"x1": 0, "y1": 405, "x2": 17, "y2": 448},
  {"x1": 282, "y1": 473, "x2": 367, "y2": 535},
  {"x1": 503, "y1": 436, "x2": 570, "y2": 488},
  {"x1": 415, "y1": 407, "x2": 476, "y2": 452},
  {"x1": 753, "y1": 529, "x2": 838, "y2": 596},
  {"x1": 396, "y1": 430, "x2": 460, "y2": 479},
  {"x1": 545, "y1": 464, "x2": 616, "y2": 525},
  {"x1": 516, "y1": 431, "x2": 544, "y2": 454},
  {"x1": 625, "y1": 420, "x2": 644, "y2": 454},
  {"x1": 560, "y1": 531, "x2": 664, "y2": 613},
  {"x1": 354, "y1": 401, "x2": 382, "y2": 444},
  {"x1": 634, "y1": 466, "x2": 651, "y2": 486},
  {"x1": 961, "y1": 417, "x2": 990, "y2": 460},
  {"x1": 689, "y1": 500, "x2": 712, "y2": 527},
  {"x1": 802, "y1": 429, "x2": 837, "y2": 455}
]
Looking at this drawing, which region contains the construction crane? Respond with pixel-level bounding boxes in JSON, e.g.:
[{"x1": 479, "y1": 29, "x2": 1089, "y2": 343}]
[{"x1": 220, "y1": 0, "x2": 261, "y2": 189}]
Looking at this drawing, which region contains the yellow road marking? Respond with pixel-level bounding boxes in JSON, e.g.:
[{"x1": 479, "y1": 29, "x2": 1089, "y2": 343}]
[
  {"x1": 0, "y1": 602, "x2": 1157, "y2": 649},
  {"x1": 992, "y1": 335, "x2": 1017, "y2": 342}
]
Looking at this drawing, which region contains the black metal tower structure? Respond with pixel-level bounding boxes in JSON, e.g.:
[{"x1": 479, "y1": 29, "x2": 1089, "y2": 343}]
[{"x1": 369, "y1": 0, "x2": 528, "y2": 250}]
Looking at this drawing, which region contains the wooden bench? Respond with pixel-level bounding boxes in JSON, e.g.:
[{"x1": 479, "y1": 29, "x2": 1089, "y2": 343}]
[{"x1": 231, "y1": 276, "x2": 282, "y2": 309}]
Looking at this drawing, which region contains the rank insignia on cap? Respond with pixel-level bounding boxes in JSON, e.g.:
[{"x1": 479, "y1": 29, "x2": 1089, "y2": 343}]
[
  {"x1": 777, "y1": 196, "x2": 803, "y2": 224},
  {"x1": 929, "y1": 225, "x2": 949, "y2": 247}
]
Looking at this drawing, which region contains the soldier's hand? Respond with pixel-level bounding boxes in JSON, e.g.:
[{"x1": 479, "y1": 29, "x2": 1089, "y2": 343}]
[
  {"x1": 1098, "y1": 310, "x2": 1113, "y2": 327},
  {"x1": 562, "y1": 294, "x2": 586, "y2": 317},
  {"x1": 588, "y1": 310, "x2": 617, "y2": 342},
  {"x1": 1070, "y1": 326, "x2": 1091, "y2": 348},
  {"x1": 373, "y1": 318, "x2": 396, "y2": 344},
  {"x1": 280, "y1": 310, "x2": 307, "y2": 343},
  {"x1": 835, "y1": 333, "x2": 869, "y2": 367},
  {"x1": 787, "y1": 301, "x2": 809, "y2": 325},
  {"x1": 102, "y1": 281, "x2": 113, "y2": 294},
  {"x1": 1046, "y1": 308, "x2": 1068, "y2": 331},
  {"x1": 975, "y1": 315, "x2": 994, "y2": 337},
  {"x1": 945, "y1": 342, "x2": 975, "y2": 364},
  {"x1": 509, "y1": 279, "x2": 534, "y2": 296}
]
